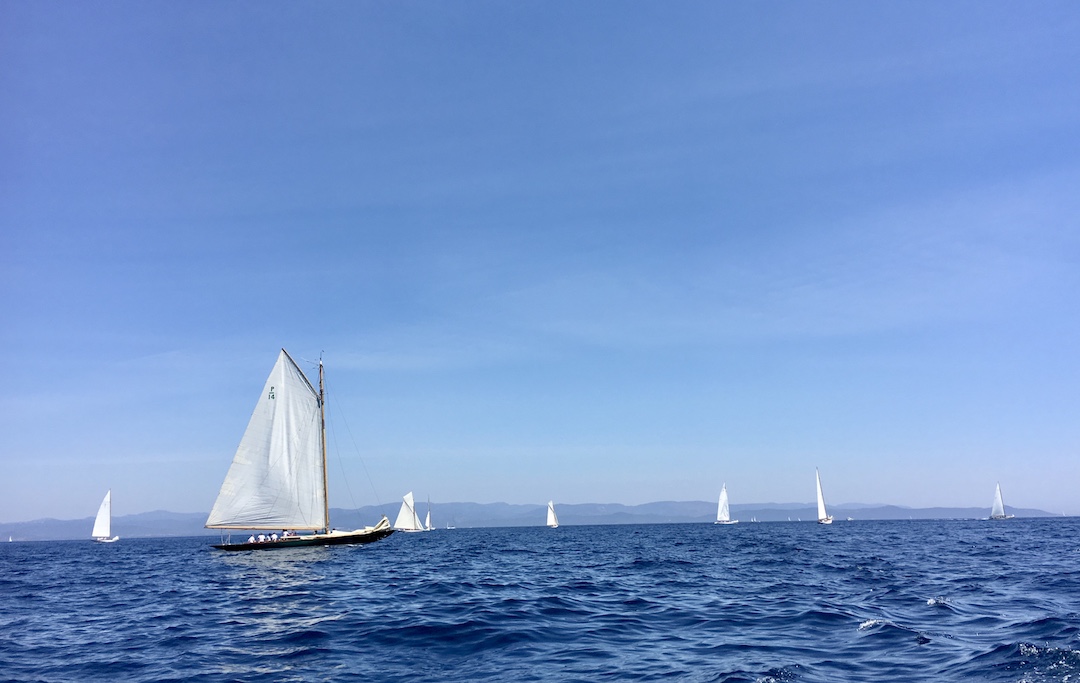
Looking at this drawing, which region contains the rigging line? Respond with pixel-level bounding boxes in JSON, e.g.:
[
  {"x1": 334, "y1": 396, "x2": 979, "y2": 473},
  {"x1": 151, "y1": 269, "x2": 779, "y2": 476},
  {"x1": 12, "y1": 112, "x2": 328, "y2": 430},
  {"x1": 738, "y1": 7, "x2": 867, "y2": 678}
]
[
  {"x1": 323, "y1": 374, "x2": 385, "y2": 511},
  {"x1": 325, "y1": 407, "x2": 361, "y2": 513},
  {"x1": 300, "y1": 354, "x2": 366, "y2": 523},
  {"x1": 320, "y1": 375, "x2": 360, "y2": 513}
]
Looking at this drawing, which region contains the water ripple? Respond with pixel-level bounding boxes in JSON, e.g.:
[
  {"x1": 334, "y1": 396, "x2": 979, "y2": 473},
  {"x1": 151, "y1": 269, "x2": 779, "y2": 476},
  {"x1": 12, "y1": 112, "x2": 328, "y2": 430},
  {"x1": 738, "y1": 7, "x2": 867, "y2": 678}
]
[{"x1": 1, "y1": 519, "x2": 1079, "y2": 681}]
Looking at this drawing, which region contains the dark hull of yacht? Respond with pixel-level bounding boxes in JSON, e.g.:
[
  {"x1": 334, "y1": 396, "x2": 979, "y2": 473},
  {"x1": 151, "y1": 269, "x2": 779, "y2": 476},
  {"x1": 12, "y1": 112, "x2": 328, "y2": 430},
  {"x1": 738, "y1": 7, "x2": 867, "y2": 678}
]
[{"x1": 213, "y1": 524, "x2": 394, "y2": 551}]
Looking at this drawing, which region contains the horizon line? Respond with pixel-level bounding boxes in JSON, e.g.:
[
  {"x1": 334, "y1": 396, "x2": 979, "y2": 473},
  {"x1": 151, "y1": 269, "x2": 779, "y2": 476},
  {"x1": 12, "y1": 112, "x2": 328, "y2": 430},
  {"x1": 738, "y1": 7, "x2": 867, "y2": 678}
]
[{"x1": 3, "y1": 499, "x2": 1052, "y2": 526}]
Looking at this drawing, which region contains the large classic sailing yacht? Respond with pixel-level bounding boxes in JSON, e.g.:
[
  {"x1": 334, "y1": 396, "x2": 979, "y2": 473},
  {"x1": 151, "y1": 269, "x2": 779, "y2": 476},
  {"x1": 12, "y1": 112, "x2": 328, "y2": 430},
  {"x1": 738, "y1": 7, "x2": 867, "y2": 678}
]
[{"x1": 205, "y1": 349, "x2": 393, "y2": 550}]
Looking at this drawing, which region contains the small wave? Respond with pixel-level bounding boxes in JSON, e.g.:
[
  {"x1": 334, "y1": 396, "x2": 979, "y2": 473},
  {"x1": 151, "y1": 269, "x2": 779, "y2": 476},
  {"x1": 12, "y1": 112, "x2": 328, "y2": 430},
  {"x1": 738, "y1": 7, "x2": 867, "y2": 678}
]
[
  {"x1": 1012, "y1": 615, "x2": 1080, "y2": 641},
  {"x1": 753, "y1": 666, "x2": 798, "y2": 683},
  {"x1": 927, "y1": 596, "x2": 947, "y2": 606},
  {"x1": 855, "y1": 618, "x2": 932, "y2": 644},
  {"x1": 956, "y1": 641, "x2": 1080, "y2": 681},
  {"x1": 1017, "y1": 641, "x2": 1080, "y2": 664}
]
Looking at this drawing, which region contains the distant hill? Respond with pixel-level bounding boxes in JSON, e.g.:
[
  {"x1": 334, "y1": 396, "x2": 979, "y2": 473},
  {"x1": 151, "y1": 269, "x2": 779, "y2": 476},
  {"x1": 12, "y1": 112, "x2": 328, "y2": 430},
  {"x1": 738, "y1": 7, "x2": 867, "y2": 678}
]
[
  {"x1": 1, "y1": 501, "x2": 1059, "y2": 541},
  {"x1": 2, "y1": 510, "x2": 222, "y2": 543}
]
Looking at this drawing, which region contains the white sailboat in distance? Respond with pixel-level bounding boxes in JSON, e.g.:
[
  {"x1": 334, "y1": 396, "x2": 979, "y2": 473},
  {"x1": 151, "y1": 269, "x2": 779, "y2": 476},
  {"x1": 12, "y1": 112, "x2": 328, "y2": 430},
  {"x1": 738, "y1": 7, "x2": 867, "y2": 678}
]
[
  {"x1": 990, "y1": 483, "x2": 1014, "y2": 520},
  {"x1": 547, "y1": 501, "x2": 559, "y2": 528},
  {"x1": 92, "y1": 489, "x2": 119, "y2": 543},
  {"x1": 425, "y1": 498, "x2": 433, "y2": 532},
  {"x1": 816, "y1": 468, "x2": 833, "y2": 525},
  {"x1": 715, "y1": 484, "x2": 739, "y2": 525},
  {"x1": 205, "y1": 349, "x2": 393, "y2": 550},
  {"x1": 394, "y1": 491, "x2": 427, "y2": 532}
]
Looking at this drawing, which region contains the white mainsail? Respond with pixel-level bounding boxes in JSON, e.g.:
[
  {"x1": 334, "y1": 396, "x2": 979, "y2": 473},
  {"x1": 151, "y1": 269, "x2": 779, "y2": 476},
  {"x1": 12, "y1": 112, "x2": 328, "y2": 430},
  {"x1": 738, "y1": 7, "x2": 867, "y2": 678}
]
[
  {"x1": 990, "y1": 483, "x2": 1011, "y2": 519},
  {"x1": 394, "y1": 491, "x2": 424, "y2": 531},
  {"x1": 816, "y1": 468, "x2": 833, "y2": 524},
  {"x1": 206, "y1": 350, "x2": 327, "y2": 530},
  {"x1": 91, "y1": 490, "x2": 114, "y2": 540},
  {"x1": 425, "y1": 507, "x2": 432, "y2": 531},
  {"x1": 715, "y1": 484, "x2": 738, "y2": 524},
  {"x1": 547, "y1": 500, "x2": 559, "y2": 528}
]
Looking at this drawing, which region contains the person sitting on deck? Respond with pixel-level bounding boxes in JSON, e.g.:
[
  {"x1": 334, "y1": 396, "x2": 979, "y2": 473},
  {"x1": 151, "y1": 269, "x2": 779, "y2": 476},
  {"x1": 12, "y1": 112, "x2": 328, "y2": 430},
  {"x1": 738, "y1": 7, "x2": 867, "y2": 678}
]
[
  {"x1": 270, "y1": 533, "x2": 279, "y2": 541},
  {"x1": 247, "y1": 535, "x2": 256, "y2": 543},
  {"x1": 257, "y1": 534, "x2": 266, "y2": 543}
]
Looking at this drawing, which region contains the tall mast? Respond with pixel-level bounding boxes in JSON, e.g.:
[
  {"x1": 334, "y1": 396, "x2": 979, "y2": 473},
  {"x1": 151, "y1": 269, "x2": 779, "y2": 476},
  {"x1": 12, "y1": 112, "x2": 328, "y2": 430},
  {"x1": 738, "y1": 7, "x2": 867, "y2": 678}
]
[{"x1": 319, "y1": 356, "x2": 330, "y2": 533}]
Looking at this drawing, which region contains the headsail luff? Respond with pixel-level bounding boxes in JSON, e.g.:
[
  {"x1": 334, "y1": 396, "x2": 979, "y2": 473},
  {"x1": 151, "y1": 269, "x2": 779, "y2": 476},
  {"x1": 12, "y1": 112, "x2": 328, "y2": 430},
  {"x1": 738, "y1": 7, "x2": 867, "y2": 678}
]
[{"x1": 206, "y1": 349, "x2": 327, "y2": 530}]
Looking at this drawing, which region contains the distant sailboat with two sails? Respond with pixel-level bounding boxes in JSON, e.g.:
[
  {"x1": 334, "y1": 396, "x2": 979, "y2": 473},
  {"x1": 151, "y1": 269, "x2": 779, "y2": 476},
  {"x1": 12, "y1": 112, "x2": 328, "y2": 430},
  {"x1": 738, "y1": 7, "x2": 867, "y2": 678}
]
[
  {"x1": 990, "y1": 483, "x2": 1014, "y2": 520},
  {"x1": 547, "y1": 501, "x2": 559, "y2": 528},
  {"x1": 205, "y1": 349, "x2": 393, "y2": 550},
  {"x1": 715, "y1": 484, "x2": 738, "y2": 525},
  {"x1": 816, "y1": 468, "x2": 833, "y2": 524},
  {"x1": 92, "y1": 490, "x2": 119, "y2": 543},
  {"x1": 394, "y1": 492, "x2": 429, "y2": 532}
]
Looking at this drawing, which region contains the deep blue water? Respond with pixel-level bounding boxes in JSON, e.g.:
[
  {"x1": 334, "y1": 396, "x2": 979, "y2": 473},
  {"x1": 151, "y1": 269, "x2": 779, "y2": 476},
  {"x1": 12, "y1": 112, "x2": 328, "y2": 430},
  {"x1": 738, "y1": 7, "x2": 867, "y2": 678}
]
[{"x1": 1, "y1": 519, "x2": 1079, "y2": 682}]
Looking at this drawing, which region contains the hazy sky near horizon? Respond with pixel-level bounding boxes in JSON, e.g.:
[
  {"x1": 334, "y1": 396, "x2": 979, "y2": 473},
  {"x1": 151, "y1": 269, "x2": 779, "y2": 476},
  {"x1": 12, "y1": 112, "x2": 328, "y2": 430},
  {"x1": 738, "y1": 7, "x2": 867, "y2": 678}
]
[{"x1": 3, "y1": 2, "x2": 1079, "y2": 523}]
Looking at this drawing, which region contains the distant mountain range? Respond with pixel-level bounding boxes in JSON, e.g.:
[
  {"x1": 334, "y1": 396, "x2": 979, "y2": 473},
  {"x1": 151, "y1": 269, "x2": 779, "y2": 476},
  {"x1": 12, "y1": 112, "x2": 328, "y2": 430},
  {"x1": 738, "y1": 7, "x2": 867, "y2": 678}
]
[{"x1": 1, "y1": 501, "x2": 1061, "y2": 542}]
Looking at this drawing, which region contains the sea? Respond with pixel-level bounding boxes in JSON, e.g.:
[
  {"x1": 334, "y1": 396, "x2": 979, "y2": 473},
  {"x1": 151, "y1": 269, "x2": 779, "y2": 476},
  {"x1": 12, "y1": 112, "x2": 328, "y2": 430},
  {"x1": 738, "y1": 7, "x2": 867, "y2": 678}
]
[{"x1": 1, "y1": 518, "x2": 1078, "y2": 682}]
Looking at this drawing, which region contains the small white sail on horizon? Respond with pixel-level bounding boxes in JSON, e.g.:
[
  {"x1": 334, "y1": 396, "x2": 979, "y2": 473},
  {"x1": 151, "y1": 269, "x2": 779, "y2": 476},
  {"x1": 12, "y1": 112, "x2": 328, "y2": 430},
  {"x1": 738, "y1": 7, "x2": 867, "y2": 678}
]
[
  {"x1": 92, "y1": 490, "x2": 119, "y2": 542},
  {"x1": 990, "y1": 483, "x2": 1013, "y2": 520},
  {"x1": 547, "y1": 500, "x2": 559, "y2": 528},
  {"x1": 425, "y1": 499, "x2": 433, "y2": 532},
  {"x1": 394, "y1": 492, "x2": 426, "y2": 532},
  {"x1": 816, "y1": 468, "x2": 833, "y2": 525},
  {"x1": 715, "y1": 484, "x2": 738, "y2": 524}
]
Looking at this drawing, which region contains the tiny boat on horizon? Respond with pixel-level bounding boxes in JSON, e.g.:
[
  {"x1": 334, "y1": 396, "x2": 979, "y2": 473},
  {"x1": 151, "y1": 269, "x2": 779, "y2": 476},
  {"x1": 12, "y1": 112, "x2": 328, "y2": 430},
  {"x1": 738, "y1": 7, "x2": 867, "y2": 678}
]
[
  {"x1": 547, "y1": 500, "x2": 559, "y2": 528},
  {"x1": 816, "y1": 469, "x2": 833, "y2": 525},
  {"x1": 92, "y1": 490, "x2": 119, "y2": 543},
  {"x1": 989, "y1": 483, "x2": 1014, "y2": 520},
  {"x1": 715, "y1": 483, "x2": 739, "y2": 525}
]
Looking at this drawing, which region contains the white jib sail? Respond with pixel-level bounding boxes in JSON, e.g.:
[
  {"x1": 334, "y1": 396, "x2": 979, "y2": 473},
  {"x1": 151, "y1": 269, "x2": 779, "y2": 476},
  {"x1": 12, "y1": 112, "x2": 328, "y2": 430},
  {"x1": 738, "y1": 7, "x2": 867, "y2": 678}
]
[
  {"x1": 717, "y1": 484, "x2": 730, "y2": 523},
  {"x1": 547, "y1": 500, "x2": 559, "y2": 527},
  {"x1": 394, "y1": 491, "x2": 423, "y2": 531},
  {"x1": 425, "y1": 509, "x2": 432, "y2": 531},
  {"x1": 92, "y1": 490, "x2": 112, "y2": 538},
  {"x1": 206, "y1": 350, "x2": 327, "y2": 530},
  {"x1": 991, "y1": 483, "x2": 1006, "y2": 518},
  {"x1": 816, "y1": 469, "x2": 829, "y2": 521}
]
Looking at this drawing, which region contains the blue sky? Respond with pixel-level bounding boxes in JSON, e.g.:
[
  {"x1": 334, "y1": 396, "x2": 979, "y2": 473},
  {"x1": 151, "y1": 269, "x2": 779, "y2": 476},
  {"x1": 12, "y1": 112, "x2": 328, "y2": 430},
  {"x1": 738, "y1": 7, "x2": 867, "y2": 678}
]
[{"x1": 3, "y1": 2, "x2": 1079, "y2": 522}]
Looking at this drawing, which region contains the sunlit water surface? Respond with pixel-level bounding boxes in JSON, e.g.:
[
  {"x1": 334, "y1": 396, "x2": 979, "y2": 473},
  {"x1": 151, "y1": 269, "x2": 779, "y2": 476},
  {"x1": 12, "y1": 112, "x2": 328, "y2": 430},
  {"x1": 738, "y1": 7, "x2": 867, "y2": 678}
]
[{"x1": 2, "y1": 519, "x2": 1078, "y2": 682}]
